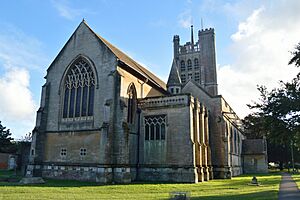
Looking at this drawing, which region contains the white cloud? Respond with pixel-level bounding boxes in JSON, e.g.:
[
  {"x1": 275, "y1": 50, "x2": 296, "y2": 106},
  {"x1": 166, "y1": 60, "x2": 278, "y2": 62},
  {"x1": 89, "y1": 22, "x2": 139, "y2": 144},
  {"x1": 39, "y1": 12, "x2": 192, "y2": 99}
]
[
  {"x1": 178, "y1": 9, "x2": 192, "y2": 28},
  {"x1": 0, "y1": 24, "x2": 47, "y2": 139},
  {"x1": 218, "y1": 1, "x2": 300, "y2": 118},
  {"x1": 51, "y1": 0, "x2": 93, "y2": 20},
  {"x1": 0, "y1": 68, "x2": 37, "y2": 121},
  {"x1": 231, "y1": 7, "x2": 264, "y2": 41}
]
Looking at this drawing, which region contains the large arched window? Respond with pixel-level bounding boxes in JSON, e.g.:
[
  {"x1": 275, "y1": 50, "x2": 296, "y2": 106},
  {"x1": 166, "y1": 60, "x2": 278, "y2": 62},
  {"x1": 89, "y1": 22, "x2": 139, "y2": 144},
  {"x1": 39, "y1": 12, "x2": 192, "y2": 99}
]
[
  {"x1": 127, "y1": 83, "x2": 137, "y2": 124},
  {"x1": 62, "y1": 58, "x2": 95, "y2": 118}
]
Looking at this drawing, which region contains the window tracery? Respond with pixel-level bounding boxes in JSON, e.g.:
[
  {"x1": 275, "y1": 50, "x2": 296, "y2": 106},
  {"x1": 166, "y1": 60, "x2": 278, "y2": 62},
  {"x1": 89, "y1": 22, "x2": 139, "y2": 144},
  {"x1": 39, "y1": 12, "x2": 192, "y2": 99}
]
[
  {"x1": 62, "y1": 58, "x2": 95, "y2": 118},
  {"x1": 144, "y1": 115, "x2": 166, "y2": 141}
]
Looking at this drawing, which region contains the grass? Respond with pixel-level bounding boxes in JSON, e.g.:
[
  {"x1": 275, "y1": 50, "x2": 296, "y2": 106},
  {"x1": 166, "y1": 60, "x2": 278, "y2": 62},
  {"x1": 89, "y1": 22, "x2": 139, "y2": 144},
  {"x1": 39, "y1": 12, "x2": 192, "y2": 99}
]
[
  {"x1": 0, "y1": 171, "x2": 281, "y2": 200},
  {"x1": 292, "y1": 173, "x2": 300, "y2": 189}
]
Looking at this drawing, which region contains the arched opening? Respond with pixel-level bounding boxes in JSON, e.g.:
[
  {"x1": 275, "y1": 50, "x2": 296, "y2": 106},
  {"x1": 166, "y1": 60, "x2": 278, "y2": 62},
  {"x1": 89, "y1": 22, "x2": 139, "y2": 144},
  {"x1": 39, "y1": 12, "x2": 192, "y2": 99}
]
[
  {"x1": 187, "y1": 59, "x2": 192, "y2": 71},
  {"x1": 62, "y1": 57, "x2": 96, "y2": 118},
  {"x1": 127, "y1": 83, "x2": 137, "y2": 124},
  {"x1": 180, "y1": 60, "x2": 185, "y2": 71}
]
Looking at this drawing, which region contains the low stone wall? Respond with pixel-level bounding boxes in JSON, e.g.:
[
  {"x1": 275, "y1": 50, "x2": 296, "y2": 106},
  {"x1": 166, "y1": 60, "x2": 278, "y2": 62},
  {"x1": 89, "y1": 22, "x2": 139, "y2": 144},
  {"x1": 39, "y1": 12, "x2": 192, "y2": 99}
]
[
  {"x1": 26, "y1": 164, "x2": 133, "y2": 183},
  {"x1": 243, "y1": 155, "x2": 268, "y2": 173},
  {"x1": 0, "y1": 153, "x2": 9, "y2": 169},
  {"x1": 0, "y1": 153, "x2": 17, "y2": 170},
  {"x1": 26, "y1": 164, "x2": 204, "y2": 183}
]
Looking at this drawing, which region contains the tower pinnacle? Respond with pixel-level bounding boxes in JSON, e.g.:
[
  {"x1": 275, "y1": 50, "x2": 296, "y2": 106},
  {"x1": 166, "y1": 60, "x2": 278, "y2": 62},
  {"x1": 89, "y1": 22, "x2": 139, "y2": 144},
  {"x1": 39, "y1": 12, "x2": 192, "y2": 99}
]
[{"x1": 191, "y1": 25, "x2": 194, "y2": 51}]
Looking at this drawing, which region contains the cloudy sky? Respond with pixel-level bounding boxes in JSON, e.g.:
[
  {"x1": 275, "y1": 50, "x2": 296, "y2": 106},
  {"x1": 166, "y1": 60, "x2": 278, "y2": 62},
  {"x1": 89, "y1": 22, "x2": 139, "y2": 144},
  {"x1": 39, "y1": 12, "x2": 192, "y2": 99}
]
[{"x1": 0, "y1": 0, "x2": 299, "y2": 139}]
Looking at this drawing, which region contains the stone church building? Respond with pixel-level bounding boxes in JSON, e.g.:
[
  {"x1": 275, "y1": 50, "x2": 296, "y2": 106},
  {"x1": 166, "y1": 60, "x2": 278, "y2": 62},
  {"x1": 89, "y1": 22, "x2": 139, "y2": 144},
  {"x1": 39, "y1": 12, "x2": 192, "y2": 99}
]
[{"x1": 27, "y1": 20, "x2": 259, "y2": 183}]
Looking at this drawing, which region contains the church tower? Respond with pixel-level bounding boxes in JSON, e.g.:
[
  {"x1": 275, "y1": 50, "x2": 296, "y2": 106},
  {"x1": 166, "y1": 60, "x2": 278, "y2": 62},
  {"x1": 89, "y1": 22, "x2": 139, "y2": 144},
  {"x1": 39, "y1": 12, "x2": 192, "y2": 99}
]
[{"x1": 168, "y1": 26, "x2": 218, "y2": 96}]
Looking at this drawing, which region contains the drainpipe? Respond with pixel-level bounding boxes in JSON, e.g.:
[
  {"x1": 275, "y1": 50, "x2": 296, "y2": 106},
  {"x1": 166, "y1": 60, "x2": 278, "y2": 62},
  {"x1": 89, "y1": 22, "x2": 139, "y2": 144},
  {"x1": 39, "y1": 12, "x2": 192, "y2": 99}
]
[{"x1": 136, "y1": 108, "x2": 141, "y2": 180}]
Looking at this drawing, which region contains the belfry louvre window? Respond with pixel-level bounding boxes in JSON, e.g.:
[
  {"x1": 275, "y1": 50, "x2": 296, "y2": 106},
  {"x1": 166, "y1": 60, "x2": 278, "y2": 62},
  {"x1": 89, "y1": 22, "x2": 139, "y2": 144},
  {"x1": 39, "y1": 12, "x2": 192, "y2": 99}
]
[
  {"x1": 62, "y1": 58, "x2": 95, "y2": 118},
  {"x1": 180, "y1": 60, "x2": 185, "y2": 71},
  {"x1": 195, "y1": 72, "x2": 200, "y2": 82},
  {"x1": 181, "y1": 74, "x2": 186, "y2": 83},
  {"x1": 187, "y1": 59, "x2": 192, "y2": 71},
  {"x1": 144, "y1": 115, "x2": 166, "y2": 141},
  {"x1": 194, "y1": 58, "x2": 199, "y2": 70}
]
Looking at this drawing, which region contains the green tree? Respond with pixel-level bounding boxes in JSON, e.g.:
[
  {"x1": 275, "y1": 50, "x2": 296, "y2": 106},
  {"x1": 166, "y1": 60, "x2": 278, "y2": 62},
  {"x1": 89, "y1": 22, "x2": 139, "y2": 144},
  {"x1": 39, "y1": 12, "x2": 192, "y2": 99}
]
[
  {"x1": 289, "y1": 42, "x2": 300, "y2": 67},
  {"x1": 0, "y1": 121, "x2": 16, "y2": 153},
  {"x1": 244, "y1": 43, "x2": 300, "y2": 167}
]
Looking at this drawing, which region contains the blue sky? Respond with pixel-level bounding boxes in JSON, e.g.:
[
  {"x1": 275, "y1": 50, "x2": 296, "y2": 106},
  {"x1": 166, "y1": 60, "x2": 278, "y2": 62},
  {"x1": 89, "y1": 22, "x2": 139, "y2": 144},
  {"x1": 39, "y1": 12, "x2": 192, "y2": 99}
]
[{"x1": 0, "y1": 0, "x2": 299, "y2": 139}]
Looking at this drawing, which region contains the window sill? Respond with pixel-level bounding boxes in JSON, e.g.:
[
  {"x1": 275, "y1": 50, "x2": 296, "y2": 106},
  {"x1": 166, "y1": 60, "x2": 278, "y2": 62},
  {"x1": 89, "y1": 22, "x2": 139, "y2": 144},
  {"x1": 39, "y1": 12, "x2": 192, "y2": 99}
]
[{"x1": 61, "y1": 116, "x2": 94, "y2": 122}]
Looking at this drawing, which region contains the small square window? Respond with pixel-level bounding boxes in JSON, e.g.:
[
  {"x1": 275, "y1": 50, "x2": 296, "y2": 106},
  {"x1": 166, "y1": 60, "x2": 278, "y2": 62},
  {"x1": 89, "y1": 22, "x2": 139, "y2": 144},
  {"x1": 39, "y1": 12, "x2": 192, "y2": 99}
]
[
  {"x1": 60, "y1": 148, "x2": 67, "y2": 156},
  {"x1": 80, "y1": 148, "x2": 87, "y2": 156}
]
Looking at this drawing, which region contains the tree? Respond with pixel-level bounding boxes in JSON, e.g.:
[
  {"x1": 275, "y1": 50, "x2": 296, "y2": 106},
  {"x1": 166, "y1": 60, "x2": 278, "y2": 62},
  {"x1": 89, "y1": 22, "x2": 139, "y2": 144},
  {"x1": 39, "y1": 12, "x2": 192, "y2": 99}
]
[
  {"x1": 0, "y1": 121, "x2": 16, "y2": 153},
  {"x1": 289, "y1": 42, "x2": 300, "y2": 67},
  {"x1": 244, "y1": 43, "x2": 300, "y2": 168},
  {"x1": 244, "y1": 82, "x2": 300, "y2": 166}
]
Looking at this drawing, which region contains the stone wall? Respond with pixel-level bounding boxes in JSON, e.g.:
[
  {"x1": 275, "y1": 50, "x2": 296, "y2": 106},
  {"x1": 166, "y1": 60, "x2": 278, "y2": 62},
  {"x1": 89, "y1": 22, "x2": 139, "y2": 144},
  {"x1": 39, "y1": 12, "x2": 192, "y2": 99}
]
[
  {"x1": 243, "y1": 155, "x2": 268, "y2": 173},
  {"x1": 138, "y1": 94, "x2": 211, "y2": 182}
]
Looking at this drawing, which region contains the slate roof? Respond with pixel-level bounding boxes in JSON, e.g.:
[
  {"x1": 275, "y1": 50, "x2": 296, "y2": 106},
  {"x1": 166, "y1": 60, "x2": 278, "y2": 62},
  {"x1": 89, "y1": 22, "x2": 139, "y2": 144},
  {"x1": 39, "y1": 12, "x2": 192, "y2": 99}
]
[
  {"x1": 83, "y1": 21, "x2": 167, "y2": 91},
  {"x1": 242, "y1": 139, "x2": 267, "y2": 155}
]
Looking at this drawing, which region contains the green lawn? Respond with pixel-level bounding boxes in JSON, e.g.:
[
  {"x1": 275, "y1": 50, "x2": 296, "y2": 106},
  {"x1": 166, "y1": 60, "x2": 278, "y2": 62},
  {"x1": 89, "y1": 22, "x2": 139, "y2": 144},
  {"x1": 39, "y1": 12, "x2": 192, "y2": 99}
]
[{"x1": 0, "y1": 172, "x2": 281, "y2": 200}]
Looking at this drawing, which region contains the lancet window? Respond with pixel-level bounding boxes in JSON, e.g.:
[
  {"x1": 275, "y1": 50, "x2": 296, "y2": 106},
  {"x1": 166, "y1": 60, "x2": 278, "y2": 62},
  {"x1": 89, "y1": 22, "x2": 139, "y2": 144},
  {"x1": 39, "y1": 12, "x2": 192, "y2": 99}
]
[
  {"x1": 62, "y1": 58, "x2": 95, "y2": 118},
  {"x1": 127, "y1": 83, "x2": 137, "y2": 124}
]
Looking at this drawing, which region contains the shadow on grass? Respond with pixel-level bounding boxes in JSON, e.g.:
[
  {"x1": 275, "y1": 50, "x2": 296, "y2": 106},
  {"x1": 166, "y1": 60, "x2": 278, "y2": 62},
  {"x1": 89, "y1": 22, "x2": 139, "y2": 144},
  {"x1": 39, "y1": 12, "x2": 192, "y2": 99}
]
[
  {"x1": 190, "y1": 190, "x2": 278, "y2": 200},
  {"x1": 0, "y1": 172, "x2": 281, "y2": 188}
]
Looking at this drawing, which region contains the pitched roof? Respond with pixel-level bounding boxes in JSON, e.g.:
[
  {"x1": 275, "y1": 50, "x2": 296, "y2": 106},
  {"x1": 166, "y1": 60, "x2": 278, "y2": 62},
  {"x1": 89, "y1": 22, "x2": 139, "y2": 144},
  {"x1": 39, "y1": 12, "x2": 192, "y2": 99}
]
[
  {"x1": 167, "y1": 59, "x2": 181, "y2": 86},
  {"x1": 83, "y1": 21, "x2": 167, "y2": 91},
  {"x1": 242, "y1": 139, "x2": 267, "y2": 155}
]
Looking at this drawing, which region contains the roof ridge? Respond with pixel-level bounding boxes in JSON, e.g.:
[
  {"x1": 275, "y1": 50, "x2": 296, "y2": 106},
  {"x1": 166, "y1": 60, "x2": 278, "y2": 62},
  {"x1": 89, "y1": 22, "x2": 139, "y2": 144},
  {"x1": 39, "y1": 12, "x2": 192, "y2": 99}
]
[{"x1": 83, "y1": 22, "x2": 166, "y2": 90}]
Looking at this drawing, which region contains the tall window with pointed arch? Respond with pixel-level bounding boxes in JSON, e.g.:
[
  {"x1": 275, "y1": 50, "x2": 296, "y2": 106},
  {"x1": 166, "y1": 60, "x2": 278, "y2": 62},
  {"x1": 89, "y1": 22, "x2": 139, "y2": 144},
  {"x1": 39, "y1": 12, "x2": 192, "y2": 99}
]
[
  {"x1": 194, "y1": 58, "x2": 199, "y2": 70},
  {"x1": 127, "y1": 83, "x2": 137, "y2": 124},
  {"x1": 62, "y1": 58, "x2": 96, "y2": 119},
  {"x1": 180, "y1": 60, "x2": 185, "y2": 71},
  {"x1": 187, "y1": 59, "x2": 192, "y2": 71}
]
